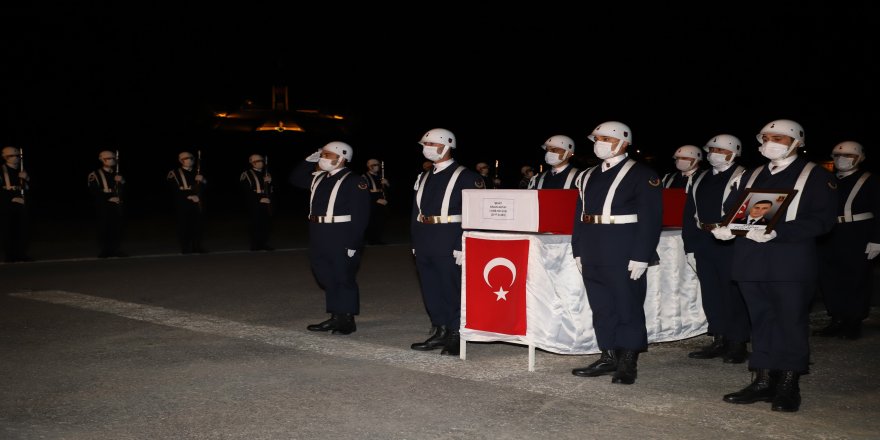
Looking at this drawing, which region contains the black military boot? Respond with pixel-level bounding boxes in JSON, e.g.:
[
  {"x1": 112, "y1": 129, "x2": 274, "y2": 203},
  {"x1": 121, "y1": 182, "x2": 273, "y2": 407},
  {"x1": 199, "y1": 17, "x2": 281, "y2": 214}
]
[
  {"x1": 331, "y1": 313, "x2": 357, "y2": 335},
  {"x1": 411, "y1": 325, "x2": 448, "y2": 351},
  {"x1": 611, "y1": 350, "x2": 639, "y2": 385},
  {"x1": 307, "y1": 314, "x2": 340, "y2": 332},
  {"x1": 722, "y1": 341, "x2": 749, "y2": 364},
  {"x1": 440, "y1": 329, "x2": 460, "y2": 355},
  {"x1": 812, "y1": 319, "x2": 844, "y2": 337},
  {"x1": 688, "y1": 334, "x2": 727, "y2": 359},
  {"x1": 723, "y1": 369, "x2": 775, "y2": 404},
  {"x1": 841, "y1": 320, "x2": 863, "y2": 340},
  {"x1": 572, "y1": 349, "x2": 618, "y2": 377},
  {"x1": 771, "y1": 370, "x2": 801, "y2": 412}
]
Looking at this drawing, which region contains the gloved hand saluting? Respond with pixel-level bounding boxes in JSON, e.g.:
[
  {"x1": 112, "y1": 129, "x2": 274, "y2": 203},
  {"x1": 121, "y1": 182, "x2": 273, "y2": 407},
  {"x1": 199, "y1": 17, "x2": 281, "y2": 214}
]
[
  {"x1": 305, "y1": 149, "x2": 322, "y2": 163},
  {"x1": 866, "y1": 242, "x2": 880, "y2": 260},
  {"x1": 710, "y1": 226, "x2": 736, "y2": 241},
  {"x1": 628, "y1": 260, "x2": 648, "y2": 280},
  {"x1": 745, "y1": 229, "x2": 777, "y2": 243}
]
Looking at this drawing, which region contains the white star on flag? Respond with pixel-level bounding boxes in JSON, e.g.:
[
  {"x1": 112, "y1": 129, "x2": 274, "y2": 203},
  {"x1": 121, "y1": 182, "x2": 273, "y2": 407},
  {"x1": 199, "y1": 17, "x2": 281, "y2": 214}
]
[{"x1": 494, "y1": 287, "x2": 509, "y2": 301}]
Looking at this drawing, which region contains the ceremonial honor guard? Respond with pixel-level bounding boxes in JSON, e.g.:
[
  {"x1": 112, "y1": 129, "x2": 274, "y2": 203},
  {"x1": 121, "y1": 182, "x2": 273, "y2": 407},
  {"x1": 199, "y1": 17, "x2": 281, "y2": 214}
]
[
  {"x1": 240, "y1": 154, "x2": 274, "y2": 251},
  {"x1": 290, "y1": 142, "x2": 371, "y2": 334},
  {"x1": 570, "y1": 121, "x2": 662, "y2": 385},
  {"x1": 167, "y1": 151, "x2": 207, "y2": 254},
  {"x1": 0, "y1": 146, "x2": 30, "y2": 262},
  {"x1": 410, "y1": 128, "x2": 483, "y2": 355},
  {"x1": 711, "y1": 119, "x2": 837, "y2": 412},
  {"x1": 681, "y1": 135, "x2": 750, "y2": 363},
  {"x1": 662, "y1": 145, "x2": 703, "y2": 190},
  {"x1": 529, "y1": 135, "x2": 579, "y2": 189},
  {"x1": 88, "y1": 150, "x2": 127, "y2": 258},
  {"x1": 364, "y1": 158, "x2": 389, "y2": 245}
]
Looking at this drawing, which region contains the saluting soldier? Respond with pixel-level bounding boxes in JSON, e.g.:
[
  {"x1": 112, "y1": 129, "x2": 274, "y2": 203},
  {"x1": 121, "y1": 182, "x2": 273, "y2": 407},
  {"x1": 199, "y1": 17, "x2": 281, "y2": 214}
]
[
  {"x1": 410, "y1": 128, "x2": 484, "y2": 356},
  {"x1": 570, "y1": 121, "x2": 663, "y2": 385},
  {"x1": 815, "y1": 141, "x2": 880, "y2": 340},
  {"x1": 240, "y1": 154, "x2": 274, "y2": 251},
  {"x1": 167, "y1": 151, "x2": 207, "y2": 254},
  {"x1": 529, "y1": 135, "x2": 579, "y2": 189},
  {"x1": 88, "y1": 150, "x2": 127, "y2": 258},
  {"x1": 290, "y1": 142, "x2": 371, "y2": 335},
  {"x1": 0, "y1": 146, "x2": 31, "y2": 262}
]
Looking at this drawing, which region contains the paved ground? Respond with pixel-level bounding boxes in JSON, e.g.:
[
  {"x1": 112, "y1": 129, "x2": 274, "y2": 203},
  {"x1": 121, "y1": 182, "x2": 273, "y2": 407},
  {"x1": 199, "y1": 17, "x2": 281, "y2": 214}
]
[{"x1": 1, "y1": 214, "x2": 878, "y2": 439}]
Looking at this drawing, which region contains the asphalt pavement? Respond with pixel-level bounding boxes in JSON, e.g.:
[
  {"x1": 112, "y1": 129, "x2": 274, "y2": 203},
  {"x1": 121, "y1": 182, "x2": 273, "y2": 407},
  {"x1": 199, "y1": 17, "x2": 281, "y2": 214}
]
[{"x1": 1, "y1": 213, "x2": 878, "y2": 439}]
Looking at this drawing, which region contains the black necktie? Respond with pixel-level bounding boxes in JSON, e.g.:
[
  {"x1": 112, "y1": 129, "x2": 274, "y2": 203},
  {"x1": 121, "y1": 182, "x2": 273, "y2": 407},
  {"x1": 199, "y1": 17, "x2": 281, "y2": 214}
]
[{"x1": 748, "y1": 219, "x2": 755, "y2": 225}]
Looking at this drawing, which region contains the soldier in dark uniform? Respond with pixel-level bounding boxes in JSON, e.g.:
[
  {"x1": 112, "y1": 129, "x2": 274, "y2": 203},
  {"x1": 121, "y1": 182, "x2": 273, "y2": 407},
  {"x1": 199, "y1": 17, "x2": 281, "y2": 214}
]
[
  {"x1": 475, "y1": 162, "x2": 500, "y2": 189},
  {"x1": 290, "y1": 141, "x2": 371, "y2": 335},
  {"x1": 662, "y1": 145, "x2": 703, "y2": 190},
  {"x1": 88, "y1": 150, "x2": 127, "y2": 258},
  {"x1": 711, "y1": 119, "x2": 837, "y2": 413},
  {"x1": 0, "y1": 146, "x2": 31, "y2": 263},
  {"x1": 681, "y1": 134, "x2": 750, "y2": 363},
  {"x1": 518, "y1": 165, "x2": 534, "y2": 189},
  {"x1": 815, "y1": 141, "x2": 880, "y2": 340},
  {"x1": 240, "y1": 154, "x2": 274, "y2": 251},
  {"x1": 570, "y1": 121, "x2": 662, "y2": 385},
  {"x1": 166, "y1": 151, "x2": 207, "y2": 254},
  {"x1": 528, "y1": 135, "x2": 579, "y2": 189},
  {"x1": 364, "y1": 158, "x2": 389, "y2": 245},
  {"x1": 410, "y1": 128, "x2": 484, "y2": 355}
]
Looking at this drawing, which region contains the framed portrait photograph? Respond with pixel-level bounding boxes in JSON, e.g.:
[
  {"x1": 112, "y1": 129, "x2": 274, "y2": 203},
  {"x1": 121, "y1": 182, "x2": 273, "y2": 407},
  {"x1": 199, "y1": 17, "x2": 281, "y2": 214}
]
[{"x1": 721, "y1": 188, "x2": 798, "y2": 236}]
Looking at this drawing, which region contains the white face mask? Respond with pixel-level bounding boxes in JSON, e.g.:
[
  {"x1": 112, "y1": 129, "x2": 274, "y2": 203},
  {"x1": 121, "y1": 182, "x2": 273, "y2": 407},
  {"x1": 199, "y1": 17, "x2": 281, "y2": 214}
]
[
  {"x1": 422, "y1": 145, "x2": 447, "y2": 162},
  {"x1": 706, "y1": 152, "x2": 729, "y2": 168},
  {"x1": 834, "y1": 156, "x2": 857, "y2": 172},
  {"x1": 544, "y1": 151, "x2": 564, "y2": 166},
  {"x1": 593, "y1": 141, "x2": 615, "y2": 159},
  {"x1": 759, "y1": 141, "x2": 792, "y2": 160},
  {"x1": 318, "y1": 157, "x2": 338, "y2": 171},
  {"x1": 675, "y1": 159, "x2": 694, "y2": 171}
]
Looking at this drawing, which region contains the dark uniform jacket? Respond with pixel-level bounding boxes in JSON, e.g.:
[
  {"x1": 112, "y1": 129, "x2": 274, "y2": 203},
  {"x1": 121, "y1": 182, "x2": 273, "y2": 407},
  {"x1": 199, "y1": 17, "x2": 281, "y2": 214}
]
[
  {"x1": 531, "y1": 164, "x2": 579, "y2": 189},
  {"x1": 411, "y1": 162, "x2": 484, "y2": 257}
]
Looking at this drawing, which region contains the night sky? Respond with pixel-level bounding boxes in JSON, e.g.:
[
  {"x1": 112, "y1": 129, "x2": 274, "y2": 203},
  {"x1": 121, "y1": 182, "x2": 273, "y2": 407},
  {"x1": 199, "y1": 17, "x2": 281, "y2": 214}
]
[{"x1": 2, "y1": 4, "x2": 877, "y2": 220}]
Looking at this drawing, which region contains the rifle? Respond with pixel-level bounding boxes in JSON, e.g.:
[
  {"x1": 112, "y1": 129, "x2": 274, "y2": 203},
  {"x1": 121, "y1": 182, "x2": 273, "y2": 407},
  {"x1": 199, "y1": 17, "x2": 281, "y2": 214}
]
[
  {"x1": 264, "y1": 154, "x2": 273, "y2": 215},
  {"x1": 18, "y1": 147, "x2": 25, "y2": 199},
  {"x1": 114, "y1": 149, "x2": 121, "y2": 199},
  {"x1": 194, "y1": 150, "x2": 204, "y2": 211},
  {"x1": 379, "y1": 161, "x2": 387, "y2": 203}
]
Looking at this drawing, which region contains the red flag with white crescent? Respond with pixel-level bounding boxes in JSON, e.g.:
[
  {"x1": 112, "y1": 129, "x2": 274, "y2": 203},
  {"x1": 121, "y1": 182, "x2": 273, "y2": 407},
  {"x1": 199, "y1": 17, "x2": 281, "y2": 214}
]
[
  {"x1": 733, "y1": 196, "x2": 751, "y2": 221},
  {"x1": 464, "y1": 237, "x2": 529, "y2": 335}
]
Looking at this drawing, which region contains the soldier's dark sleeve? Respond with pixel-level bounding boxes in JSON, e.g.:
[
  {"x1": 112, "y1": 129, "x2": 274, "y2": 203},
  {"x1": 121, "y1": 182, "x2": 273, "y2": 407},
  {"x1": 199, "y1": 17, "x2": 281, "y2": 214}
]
[
  {"x1": 349, "y1": 175, "x2": 372, "y2": 249},
  {"x1": 289, "y1": 160, "x2": 317, "y2": 190},
  {"x1": 867, "y1": 174, "x2": 880, "y2": 243},
  {"x1": 632, "y1": 168, "x2": 663, "y2": 263},
  {"x1": 681, "y1": 183, "x2": 697, "y2": 254},
  {"x1": 571, "y1": 171, "x2": 585, "y2": 258}
]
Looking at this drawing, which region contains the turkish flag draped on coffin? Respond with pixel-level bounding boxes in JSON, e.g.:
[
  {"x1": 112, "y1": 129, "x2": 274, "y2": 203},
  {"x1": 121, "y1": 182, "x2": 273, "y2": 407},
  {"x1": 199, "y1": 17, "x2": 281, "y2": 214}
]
[{"x1": 464, "y1": 237, "x2": 529, "y2": 335}]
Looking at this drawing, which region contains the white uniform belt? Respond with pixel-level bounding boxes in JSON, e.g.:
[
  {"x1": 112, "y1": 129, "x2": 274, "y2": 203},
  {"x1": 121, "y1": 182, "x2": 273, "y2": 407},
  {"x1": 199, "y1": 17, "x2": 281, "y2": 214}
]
[
  {"x1": 308, "y1": 215, "x2": 352, "y2": 223},
  {"x1": 838, "y1": 213, "x2": 874, "y2": 223},
  {"x1": 418, "y1": 214, "x2": 462, "y2": 224},
  {"x1": 580, "y1": 214, "x2": 638, "y2": 224}
]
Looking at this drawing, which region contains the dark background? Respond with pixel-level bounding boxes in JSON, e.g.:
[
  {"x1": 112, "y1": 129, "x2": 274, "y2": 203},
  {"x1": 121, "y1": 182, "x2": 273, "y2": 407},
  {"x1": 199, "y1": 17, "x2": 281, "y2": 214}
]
[{"x1": 1, "y1": 3, "x2": 877, "y2": 226}]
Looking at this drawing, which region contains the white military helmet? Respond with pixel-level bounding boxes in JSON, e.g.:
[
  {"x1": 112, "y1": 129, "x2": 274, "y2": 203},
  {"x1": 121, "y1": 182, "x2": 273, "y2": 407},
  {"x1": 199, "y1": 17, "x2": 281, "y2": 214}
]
[
  {"x1": 831, "y1": 141, "x2": 864, "y2": 159},
  {"x1": 756, "y1": 119, "x2": 805, "y2": 146},
  {"x1": 673, "y1": 145, "x2": 702, "y2": 160},
  {"x1": 323, "y1": 141, "x2": 353, "y2": 161},
  {"x1": 704, "y1": 134, "x2": 742, "y2": 157},
  {"x1": 419, "y1": 128, "x2": 456, "y2": 149},
  {"x1": 541, "y1": 135, "x2": 575, "y2": 152},
  {"x1": 588, "y1": 121, "x2": 632, "y2": 145}
]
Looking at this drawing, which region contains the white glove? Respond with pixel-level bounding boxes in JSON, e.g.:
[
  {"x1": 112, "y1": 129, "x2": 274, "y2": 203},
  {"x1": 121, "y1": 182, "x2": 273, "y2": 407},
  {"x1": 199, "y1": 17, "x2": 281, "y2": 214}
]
[
  {"x1": 686, "y1": 253, "x2": 697, "y2": 272},
  {"x1": 305, "y1": 149, "x2": 322, "y2": 163},
  {"x1": 453, "y1": 250, "x2": 463, "y2": 265},
  {"x1": 866, "y1": 242, "x2": 880, "y2": 260},
  {"x1": 745, "y1": 229, "x2": 777, "y2": 243},
  {"x1": 711, "y1": 226, "x2": 736, "y2": 241},
  {"x1": 628, "y1": 260, "x2": 648, "y2": 280},
  {"x1": 575, "y1": 256, "x2": 583, "y2": 274},
  {"x1": 346, "y1": 249, "x2": 356, "y2": 258}
]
